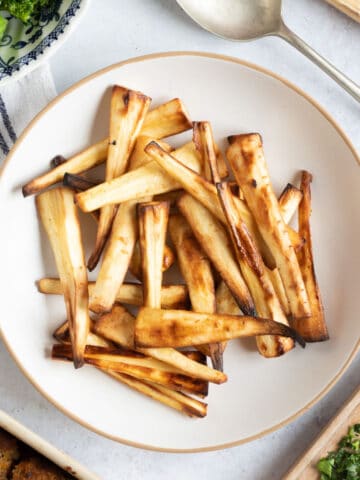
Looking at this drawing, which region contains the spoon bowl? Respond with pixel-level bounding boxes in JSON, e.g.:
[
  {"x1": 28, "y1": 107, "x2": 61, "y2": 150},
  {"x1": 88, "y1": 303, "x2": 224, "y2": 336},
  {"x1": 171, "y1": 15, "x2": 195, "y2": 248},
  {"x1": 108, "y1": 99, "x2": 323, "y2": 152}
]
[{"x1": 177, "y1": 0, "x2": 360, "y2": 101}]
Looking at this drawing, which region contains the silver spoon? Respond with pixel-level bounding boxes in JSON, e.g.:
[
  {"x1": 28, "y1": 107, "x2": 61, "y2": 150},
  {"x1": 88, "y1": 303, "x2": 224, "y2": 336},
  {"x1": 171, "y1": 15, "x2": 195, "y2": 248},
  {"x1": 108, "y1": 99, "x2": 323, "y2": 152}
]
[{"x1": 177, "y1": 0, "x2": 360, "y2": 102}]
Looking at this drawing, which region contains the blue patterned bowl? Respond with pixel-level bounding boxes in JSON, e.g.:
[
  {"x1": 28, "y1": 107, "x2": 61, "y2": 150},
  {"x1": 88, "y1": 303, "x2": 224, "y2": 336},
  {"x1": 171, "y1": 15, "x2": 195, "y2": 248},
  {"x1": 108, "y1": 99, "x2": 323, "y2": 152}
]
[{"x1": 0, "y1": 0, "x2": 89, "y2": 85}]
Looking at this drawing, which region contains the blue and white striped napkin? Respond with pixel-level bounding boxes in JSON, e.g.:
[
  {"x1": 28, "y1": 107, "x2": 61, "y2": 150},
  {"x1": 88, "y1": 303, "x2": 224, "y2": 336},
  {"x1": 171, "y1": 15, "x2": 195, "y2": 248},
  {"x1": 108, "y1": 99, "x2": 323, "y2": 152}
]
[{"x1": 0, "y1": 64, "x2": 56, "y2": 161}]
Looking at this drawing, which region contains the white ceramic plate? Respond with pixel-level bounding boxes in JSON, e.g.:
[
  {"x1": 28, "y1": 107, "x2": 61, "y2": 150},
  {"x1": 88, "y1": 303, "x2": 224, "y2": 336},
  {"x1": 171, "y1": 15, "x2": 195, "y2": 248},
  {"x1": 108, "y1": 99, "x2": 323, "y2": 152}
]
[{"x1": 0, "y1": 52, "x2": 359, "y2": 452}]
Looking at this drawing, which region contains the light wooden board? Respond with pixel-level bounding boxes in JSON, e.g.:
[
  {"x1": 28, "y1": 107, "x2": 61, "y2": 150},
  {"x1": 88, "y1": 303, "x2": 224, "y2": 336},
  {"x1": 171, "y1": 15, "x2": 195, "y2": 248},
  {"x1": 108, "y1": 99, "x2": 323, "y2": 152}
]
[
  {"x1": 284, "y1": 386, "x2": 360, "y2": 479},
  {"x1": 325, "y1": 0, "x2": 360, "y2": 22}
]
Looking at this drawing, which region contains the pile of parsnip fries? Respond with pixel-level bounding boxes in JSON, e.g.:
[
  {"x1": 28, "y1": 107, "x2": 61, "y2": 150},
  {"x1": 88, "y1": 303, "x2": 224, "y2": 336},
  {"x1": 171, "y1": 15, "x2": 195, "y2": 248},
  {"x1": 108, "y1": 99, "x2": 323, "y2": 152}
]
[{"x1": 23, "y1": 85, "x2": 328, "y2": 418}]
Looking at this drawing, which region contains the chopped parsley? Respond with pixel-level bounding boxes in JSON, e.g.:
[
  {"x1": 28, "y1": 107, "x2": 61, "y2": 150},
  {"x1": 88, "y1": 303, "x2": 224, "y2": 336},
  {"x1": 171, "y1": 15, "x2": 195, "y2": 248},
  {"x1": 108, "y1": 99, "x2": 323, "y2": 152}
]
[{"x1": 317, "y1": 424, "x2": 360, "y2": 480}]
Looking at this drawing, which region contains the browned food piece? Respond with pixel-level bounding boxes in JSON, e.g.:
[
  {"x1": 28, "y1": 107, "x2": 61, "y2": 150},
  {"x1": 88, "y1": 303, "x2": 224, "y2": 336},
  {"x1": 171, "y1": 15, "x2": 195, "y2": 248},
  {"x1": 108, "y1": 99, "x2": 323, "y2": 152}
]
[
  {"x1": 138, "y1": 201, "x2": 170, "y2": 308},
  {"x1": 129, "y1": 136, "x2": 172, "y2": 170},
  {"x1": 292, "y1": 171, "x2": 329, "y2": 342},
  {"x1": 93, "y1": 305, "x2": 226, "y2": 384},
  {"x1": 215, "y1": 281, "x2": 241, "y2": 315},
  {"x1": 169, "y1": 214, "x2": 224, "y2": 370},
  {"x1": 62, "y1": 173, "x2": 98, "y2": 192},
  {"x1": 52, "y1": 344, "x2": 208, "y2": 396},
  {"x1": 89, "y1": 199, "x2": 139, "y2": 313},
  {"x1": 192, "y1": 121, "x2": 228, "y2": 179},
  {"x1": 105, "y1": 371, "x2": 207, "y2": 417},
  {"x1": 278, "y1": 183, "x2": 303, "y2": 224},
  {"x1": 36, "y1": 187, "x2": 89, "y2": 368},
  {"x1": 75, "y1": 142, "x2": 202, "y2": 213},
  {"x1": 129, "y1": 241, "x2": 175, "y2": 280},
  {"x1": 178, "y1": 193, "x2": 255, "y2": 316},
  {"x1": 89, "y1": 86, "x2": 152, "y2": 270},
  {"x1": 11, "y1": 456, "x2": 71, "y2": 480},
  {"x1": 22, "y1": 99, "x2": 192, "y2": 198},
  {"x1": 226, "y1": 133, "x2": 311, "y2": 320},
  {"x1": 134, "y1": 307, "x2": 306, "y2": 348},
  {"x1": 39, "y1": 278, "x2": 188, "y2": 310},
  {"x1": 0, "y1": 428, "x2": 19, "y2": 479}
]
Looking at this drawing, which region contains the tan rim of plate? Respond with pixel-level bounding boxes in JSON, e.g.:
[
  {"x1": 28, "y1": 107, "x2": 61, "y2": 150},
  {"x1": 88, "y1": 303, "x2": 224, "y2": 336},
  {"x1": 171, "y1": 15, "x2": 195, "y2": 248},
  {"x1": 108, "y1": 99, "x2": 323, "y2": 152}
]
[{"x1": 0, "y1": 51, "x2": 359, "y2": 453}]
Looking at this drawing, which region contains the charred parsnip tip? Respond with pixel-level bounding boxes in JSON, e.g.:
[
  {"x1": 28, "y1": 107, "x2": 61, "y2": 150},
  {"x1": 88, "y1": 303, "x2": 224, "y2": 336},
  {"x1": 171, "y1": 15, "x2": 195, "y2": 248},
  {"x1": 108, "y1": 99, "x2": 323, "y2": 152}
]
[
  {"x1": 169, "y1": 214, "x2": 224, "y2": 371},
  {"x1": 93, "y1": 305, "x2": 226, "y2": 384},
  {"x1": 193, "y1": 121, "x2": 228, "y2": 179},
  {"x1": 63, "y1": 173, "x2": 99, "y2": 192},
  {"x1": 278, "y1": 183, "x2": 303, "y2": 224},
  {"x1": 293, "y1": 171, "x2": 329, "y2": 342},
  {"x1": 75, "y1": 142, "x2": 202, "y2": 213},
  {"x1": 134, "y1": 307, "x2": 306, "y2": 349},
  {"x1": 214, "y1": 179, "x2": 294, "y2": 358},
  {"x1": 50, "y1": 155, "x2": 67, "y2": 168},
  {"x1": 105, "y1": 371, "x2": 207, "y2": 418},
  {"x1": 36, "y1": 187, "x2": 90, "y2": 368},
  {"x1": 89, "y1": 199, "x2": 139, "y2": 313},
  {"x1": 138, "y1": 201, "x2": 170, "y2": 309},
  {"x1": 178, "y1": 193, "x2": 255, "y2": 316},
  {"x1": 39, "y1": 278, "x2": 188, "y2": 309},
  {"x1": 52, "y1": 344, "x2": 208, "y2": 396},
  {"x1": 22, "y1": 98, "x2": 192, "y2": 198},
  {"x1": 129, "y1": 136, "x2": 172, "y2": 170},
  {"x1": 129, "y1": 241, "x2": 175, "y2": 280},
  {"x1": 227, "y1": 133, "x2": 311, "y2": 319},
  {"x1": 89, "y1": 86, "x2": 152, "y2": 270}
]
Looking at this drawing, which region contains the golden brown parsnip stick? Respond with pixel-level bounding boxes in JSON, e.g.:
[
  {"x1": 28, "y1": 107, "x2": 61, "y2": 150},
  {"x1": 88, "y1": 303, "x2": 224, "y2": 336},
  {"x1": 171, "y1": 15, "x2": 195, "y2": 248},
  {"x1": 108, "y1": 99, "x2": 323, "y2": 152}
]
[
  {"x1": 89, "y1": 200, "x2": 139, "y2": 313},
  {"x1": 129, "y1": 242, "x2": 175, "y2": 280},
  {"x1": 22, "y1": 99, "x2": 192, "y2": 197},
  {"x1": 178, "y1": 193, "x2": 255, "y2": 316},
  {"x1": 135, "y1": 308, "x2": 306, "y2": 348},
  {"x1": 89, "y1": 86, "x2": 151, "y2": 270},
  {"x1": 267, "y1": 267, "x2": 290, "y2": 316},
  {"x1": 129, "y1": 136, "x2": 172, "y2": 170},
  {"x1": 93, "y1": 305, "x2": 226, "y2": 384},
  {"x1": 278, "y1": 183, "x2": 303, "y2": 224},
  {"x1": 215, "y1": 180, "x2": 294, "y2": 357},
  {"x1": 39, "y1": 278, "x2": 188, "y2": 309},
  {"x1": 52, "y1": 344, "x2": 208, "y2": 396},
  {"x1": 293, "y1": 171, "x2": 329, "y2": 342},
  {"x1": 227, "y1": 134, "x2": 311, "y2": 319},
  {"x1": 36, "y1": 187, "x2": 89, "y2": 368},
  {"x1": 193, "y1": 121, "x2": 228, "y2": 179},
  {"x1": 169, "y1": 214, "x2": 224, "y2": 370},
  {"x1": 75, "y1": 143, "x2": 202, "y2": 213},
  {"x1": 138, "y1": 201, "x2": 170, "y2": 308},
  {"x1": 140, "y1": 97, "x2": 192, "y2": 138},
  {"x1": 53, "y1": 320, "x2": 114, "y2": 348},
  {"x1": 105, "y1": 371, "x2": 207, "y2": 417}
]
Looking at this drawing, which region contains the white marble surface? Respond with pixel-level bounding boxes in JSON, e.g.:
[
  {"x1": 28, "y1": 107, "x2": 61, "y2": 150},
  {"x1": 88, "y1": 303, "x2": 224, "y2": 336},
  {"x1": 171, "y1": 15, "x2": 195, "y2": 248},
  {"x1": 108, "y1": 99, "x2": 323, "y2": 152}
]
[{"x1": 1, "y1": 1, "x2": 359, "y2": 479}]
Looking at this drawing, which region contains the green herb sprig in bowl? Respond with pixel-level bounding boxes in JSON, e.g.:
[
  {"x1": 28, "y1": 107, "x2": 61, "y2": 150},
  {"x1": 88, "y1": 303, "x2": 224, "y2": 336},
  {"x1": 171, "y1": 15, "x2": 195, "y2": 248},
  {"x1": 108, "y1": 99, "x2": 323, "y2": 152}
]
[{"x1": 317, "y1": 424, "x2": 360, "y2": 480}]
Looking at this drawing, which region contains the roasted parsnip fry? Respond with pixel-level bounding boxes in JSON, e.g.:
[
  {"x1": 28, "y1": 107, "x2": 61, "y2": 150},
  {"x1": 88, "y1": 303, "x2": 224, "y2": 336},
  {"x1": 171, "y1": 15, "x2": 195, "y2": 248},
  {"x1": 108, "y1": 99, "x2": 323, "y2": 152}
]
[
  {"x1": 39, "y1": 278, "x2": 188, "y2": 309},
  {"x1": 178, "y1": 193, "x2": 255, "y2": 316},
  {"x1": 129, "y1": 136, "x2": 172, "y2": 170},
  {"x1": 23, "y1": 139, "x2": 108, "y2": 197},
  {"x1": 138, "y1": 201, "x2": 170, "y2": 308},
  {"x1": 216, "y1": 281, "x2": 241, "y2": 315},
  {"x1": 278, "y1": 183, "x2": 303, "y2": 224},
  {"x1": 135, "y1": 308, "x2": 306, "y2": 348},
  {"x1": 23, "y1": 99, "x2": 192, "y2": 197},
  {"x1": 52, "y1": 344, "x2": 208, "y2": 395},
  {"x1": 293, "y1": 171, "x2": 329, "y2": 342},
  {"x1": 53, "y1": 320, "x2": 114, "y2": 348},
  {"x1": 214, "y1": 180, "x2": 294, "y2": 357},
  {"x1": 36, "y1": 187, "x2": 89, "y2": 368},
  {"x1": 89, "y1": 199, "x2": 138, "y2": 313},
  {"x1": 89, "y1": 86, "x2": 152, "y2": 270},
  {"x1": 75, "y1": 143, "x2": 202, "y2": 213},
  {"x1": 169, "y1": 214, "x2": 224, "y2": 370},
  {"x1": 129, "y1": 241, "x2": 175, "y2": 280},
  {"x1": 105, "y1": 371, "x2": 207, "y2": 417},
  {"x1": 140, "y1": 97, "x2": 192, "y2": 139},
  {"x1": 93, "y1": 305, "x2": 226, "y2": 384},
  {"x1": 227, "y1": 134, "x2": 311, "y2": 319},
  {"x1": 267, "y1": 267, "x2": 290, "y2": 316},
  {"x1": 193, "y1": 121, "x2": 228, "y2": 179},
  {"x1": 63, "y1": 173, "x2": 98, "y2": 192}
]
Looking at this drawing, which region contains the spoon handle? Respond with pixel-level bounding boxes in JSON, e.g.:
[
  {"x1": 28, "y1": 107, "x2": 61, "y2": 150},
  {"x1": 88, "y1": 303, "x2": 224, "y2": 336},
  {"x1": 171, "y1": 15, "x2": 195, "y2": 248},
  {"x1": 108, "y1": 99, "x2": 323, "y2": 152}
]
[{"x1": 278, "y1": 22, "x2": 360, "y2": 102}]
